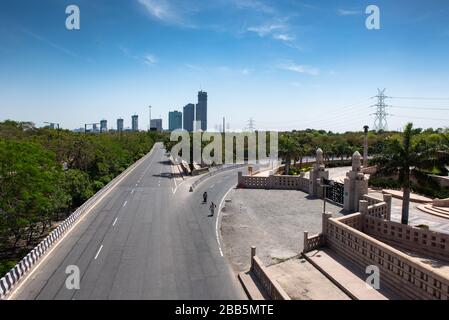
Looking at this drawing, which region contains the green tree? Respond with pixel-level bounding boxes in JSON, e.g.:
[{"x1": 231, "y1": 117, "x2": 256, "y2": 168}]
[
  {"x1": 373, "y1": 123, "x2": 442, "y2": 224},
  {"x1": 279, "y1": 135, "x2": 298, "y2": 175},
  {"x1": 0, "y1": 139, "x2": 69, "y2": 247}
]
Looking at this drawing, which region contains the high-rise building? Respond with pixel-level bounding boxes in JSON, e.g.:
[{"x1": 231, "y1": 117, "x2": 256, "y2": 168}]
[
  {"x1": 117, "y1": 118, "x2": 124, "y2": 132},
  {"x1": 169, "y1": 111, "x2": 182, "y2": 131},
  {"x1": 150, "y1": 119, "x2": 163, "y2": 132},
  {"x1": 100, "y1": 119, "x2": 107, "y2": 133},
  {"x1": 196, "y1": 90, "x2": 207, "y2": 131},
  {"x1": 131, "y1": 114, "x2": 139, "y2": 132},
  {"x1": 183, "y1": 103, "x2": 195, "y2": 132}
]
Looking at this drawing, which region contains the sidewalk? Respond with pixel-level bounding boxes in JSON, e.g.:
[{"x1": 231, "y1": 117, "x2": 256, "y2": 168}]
[
  {"x1": 304, "y1": 249, "x2": 400, "y2": 300},
  {"x1": 266, "y1": 257, "x2": 351, "y2": 300},
  {"x1": 382, "y1": 189, "x2": 433, "y2": 203}
]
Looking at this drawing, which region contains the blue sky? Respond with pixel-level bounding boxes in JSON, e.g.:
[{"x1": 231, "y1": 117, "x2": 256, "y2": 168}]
[{"x1": 1, "y1": 0, "x2": 449, "y2": 132}]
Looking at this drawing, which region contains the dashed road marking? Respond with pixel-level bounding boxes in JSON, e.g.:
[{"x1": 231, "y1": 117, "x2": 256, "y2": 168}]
[
  {"x1": 94, "y1": 245, "x2": 103, "y2": 260},
  {"x1": 112, "y1": 217, "x2": 118, "y2": 227}
]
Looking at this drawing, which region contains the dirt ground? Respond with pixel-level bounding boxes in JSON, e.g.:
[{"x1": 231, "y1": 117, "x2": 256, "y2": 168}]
[{"x1": 220, "y1": 188, "x2": 344, "y2": 273}]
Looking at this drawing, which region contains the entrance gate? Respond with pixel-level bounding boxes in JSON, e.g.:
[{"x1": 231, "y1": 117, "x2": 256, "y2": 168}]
[{"x1": 323, "y1": 178, "x2": 344, "y2": 205}]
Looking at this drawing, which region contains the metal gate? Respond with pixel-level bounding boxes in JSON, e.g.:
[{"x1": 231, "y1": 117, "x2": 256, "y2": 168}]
[{"x1": 323, "y1": 178, "x2": 344, "y2": 205}]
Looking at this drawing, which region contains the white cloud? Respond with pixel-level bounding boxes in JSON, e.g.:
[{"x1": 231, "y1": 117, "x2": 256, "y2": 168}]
[
  {"x1": 184, "y1": 63, "x2": 203, "y2": 71},
  {"x1": 279, "y1": 62, "x2": 319, "y2": 76},
  {"x1": 138, "y1": 0, "x2": 172, "y2": 20},
  {"x1": 273, "y1": 34, "x2": 295, "y2": 42},
  {"x1": 247, "y1": 23, "x2": 297, "y2": 44},
  {"x1": 144, "y1": 54, "x2": 157, "y2": 65},
  {"x1": 22, "y1": 28, "x2": 79, "y2": 58},
  {"x1": 247, "y1": 24, "x2": 285, "y2": 37},
  {"x1": 338, "y1": 9, "x2": 362, "y2": 16},
  {"x1": 137, "y1": 0, "x2": 197, "y2": 27}
]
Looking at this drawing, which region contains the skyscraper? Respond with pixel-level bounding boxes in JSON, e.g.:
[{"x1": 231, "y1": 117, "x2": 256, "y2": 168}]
[
  {"x1": 183, "y1": 103, "x2": 195, "y2": 132},
  {"x1": 150, "y1": 119, "x2": 163, "y2": 132},
  {"x1": 169, "y1": 111, "x2": 182, "y2": 131},
  {"x1": 117, "y1": 118, "x2": 124, "y2": 132},
  {"x1": 100, "y1": 119, "x2": 107, "y2": 133},
  {"x1": 131, "y1": 114, "x2": 138, "y2": 132},
  {"x1": 196, "y1": 91, "x2": 207, "y2": 131}
]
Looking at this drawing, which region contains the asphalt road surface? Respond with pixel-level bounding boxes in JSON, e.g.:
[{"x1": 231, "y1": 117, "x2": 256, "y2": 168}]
[{"x1": 10, "y1": 143, "x2": 246, "y2": 300}]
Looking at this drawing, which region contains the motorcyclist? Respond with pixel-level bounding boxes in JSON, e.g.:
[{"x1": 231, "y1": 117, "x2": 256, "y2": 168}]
[{"x1": 209, "y1": 202, "x2": 217, "y2": 217}]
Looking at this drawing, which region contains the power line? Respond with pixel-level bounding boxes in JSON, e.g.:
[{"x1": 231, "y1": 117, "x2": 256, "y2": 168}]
[
  {"x1": 390, "y1": 114, "x2": 449, "y2": 122},
  {"x1": 390, "y1": 106, "x2": 449, "y2": 111},
  {"x1": 246, "y1": 118, "x2": 256, "y2": 132},
  {"x1": 256, "y1": 98, "x2": 371, "y2": 127},
  {"x1": 390, "y1": 96, "x2": 449, "y2": 100}
]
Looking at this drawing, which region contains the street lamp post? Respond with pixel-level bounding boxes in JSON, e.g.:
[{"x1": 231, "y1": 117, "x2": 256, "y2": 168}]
[
  {"x1": 363, "y1": 125, "x2": 369, "y2": 167},
  {"x1": 149, "y1": 106, "x2": 152, "y2": 131},
  {"x1": 320, "y1": 179, "x2": 334, "y2": 213}
]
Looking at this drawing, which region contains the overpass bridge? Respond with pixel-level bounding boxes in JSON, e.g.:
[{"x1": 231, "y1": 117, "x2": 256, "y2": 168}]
[{"x1": 6, "y1": 143, "x2": 246, "y2": 300}]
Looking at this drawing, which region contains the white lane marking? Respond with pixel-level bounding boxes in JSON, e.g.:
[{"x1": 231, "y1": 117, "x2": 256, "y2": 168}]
[
  {"x1": 94, "y1": 245, "x2": 104, "y2": 260},
  {"x1": 216, "y1": 185, "x2": 235, "y2": 257},
  {"x1": 209, "y1": 184, "x2": 215, "y2": 189},
  {"x1": 6, "y1": 144, "x2": 159, "y2": 300},
  {"x1": 123, "y1": 201, "x2": 127, "y2": 207},
  {"x1": 131, "y1": 189, "x2": 134, "y2": 194},
  {"x1": 135, "y1": 183, "x2": 138, "y2": 187},
  {"x1": 112, "y1": 217, "x2": 118, "y2": 227}
]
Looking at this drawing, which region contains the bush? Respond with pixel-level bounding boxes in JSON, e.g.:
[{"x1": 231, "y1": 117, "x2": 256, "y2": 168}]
[
  {"x1": 0, "y1": 260, "x2": 16, "y2": 277},
  {"x1": 368, "y1": 177, "x2": 401, "y2": 189}
]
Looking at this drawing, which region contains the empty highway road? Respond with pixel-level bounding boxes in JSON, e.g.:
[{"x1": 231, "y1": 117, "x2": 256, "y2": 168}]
[{"x1": 9, "y1": 143, "x2": 246, "y2": 300}]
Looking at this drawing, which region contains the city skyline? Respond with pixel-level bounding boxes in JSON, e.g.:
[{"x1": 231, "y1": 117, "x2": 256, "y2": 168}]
[{"x1": 1, "y1": 1, "x2": 449, "y2": 132}]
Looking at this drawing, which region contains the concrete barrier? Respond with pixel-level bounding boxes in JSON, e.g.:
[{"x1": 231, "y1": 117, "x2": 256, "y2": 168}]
[
  {"x1": 237, "y1": 172, "x2": 310, "y2": 193},
  {"x1": 189, "y1": 164, "x2": 246, "y2": 192},
  {"x1": 251, "y1": 256, "x2": 291, "y2": 300}
]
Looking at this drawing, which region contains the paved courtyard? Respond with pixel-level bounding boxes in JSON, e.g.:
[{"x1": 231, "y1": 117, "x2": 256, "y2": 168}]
[
  {"x1": 220, "y1": 188, "x2": 344, "y2": 273},
  {"x1": 369, "y1": 191, "x2": 449, "y2": 234}
]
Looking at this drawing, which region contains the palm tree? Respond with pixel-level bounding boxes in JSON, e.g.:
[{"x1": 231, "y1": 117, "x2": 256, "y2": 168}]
[
  {"x1": 279, "y1": 135, "x2": 298, "y2": 175},
  {"x1": 374, "y1": 123, "x2": 441, "y2": 224}
]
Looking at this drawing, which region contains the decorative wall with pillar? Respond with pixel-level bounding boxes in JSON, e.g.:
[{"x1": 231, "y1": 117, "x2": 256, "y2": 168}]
[
  {"x1": 309, "y1": 148, "x2": 329, "y2": 197},
  {"x1": 343, "y1": 151, "x2": 368, "y2": 212}
]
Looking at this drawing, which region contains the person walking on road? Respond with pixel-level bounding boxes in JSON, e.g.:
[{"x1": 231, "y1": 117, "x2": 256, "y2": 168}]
[
  {"x1": 209, "y1": 202, "x2": 217, "y2": 217},
  {"x1": 203, "y1": 191, "x2": 208, "y2": 204}
]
